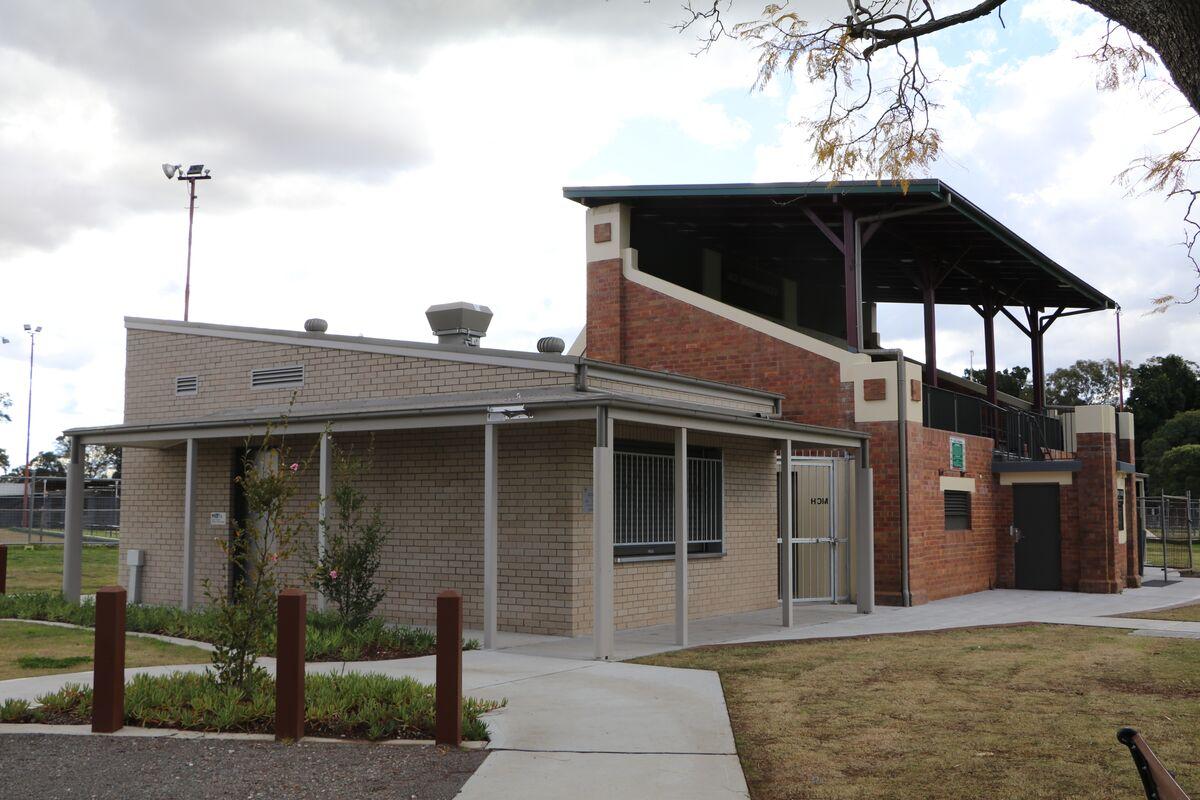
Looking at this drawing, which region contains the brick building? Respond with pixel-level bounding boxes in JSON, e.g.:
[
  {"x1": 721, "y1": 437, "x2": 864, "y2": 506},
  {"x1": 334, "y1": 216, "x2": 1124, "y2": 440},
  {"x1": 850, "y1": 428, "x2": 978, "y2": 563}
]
[
  {"x1": 565, "y1": 181, "x2": 1140, "y2": 606},
  {"x1": 58, "y1": 307, "x2": 870, "y2": 658}
]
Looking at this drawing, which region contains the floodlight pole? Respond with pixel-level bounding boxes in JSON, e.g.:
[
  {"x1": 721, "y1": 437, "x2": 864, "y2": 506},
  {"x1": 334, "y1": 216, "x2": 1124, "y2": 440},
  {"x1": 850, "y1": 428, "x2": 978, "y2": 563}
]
[
  {"x1": 21, "y1": 326, "x2": 39, "y2": 535},
  {"x1": 183, "y1": 177, "x2": 197, "y2": 322}
]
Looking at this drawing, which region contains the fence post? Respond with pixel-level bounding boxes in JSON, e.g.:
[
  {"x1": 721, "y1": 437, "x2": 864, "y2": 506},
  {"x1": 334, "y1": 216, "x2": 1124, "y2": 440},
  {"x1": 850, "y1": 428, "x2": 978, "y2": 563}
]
[
  {"x1": 92, "y1": 586, "x2": 126, "y2": 733},
  {"x1": 275, "y1": 588, "x2": 306, "y2": 742},
  {"x1": 0, "y1": 544, "x2": 6, "y2": 595},
  {"x1": 435, "y1": 589, "x2": 463, "y2": 747},
  {"x1": 1160, "y1": 491, "x2": 1169, "y2": 585}
]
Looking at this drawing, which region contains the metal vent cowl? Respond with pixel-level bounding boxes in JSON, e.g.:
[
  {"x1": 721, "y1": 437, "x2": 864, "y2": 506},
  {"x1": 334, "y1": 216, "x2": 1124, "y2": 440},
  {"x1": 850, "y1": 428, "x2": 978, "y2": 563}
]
[{"x1": 426, "y1": 302, "x2": 492, "y2": 347}]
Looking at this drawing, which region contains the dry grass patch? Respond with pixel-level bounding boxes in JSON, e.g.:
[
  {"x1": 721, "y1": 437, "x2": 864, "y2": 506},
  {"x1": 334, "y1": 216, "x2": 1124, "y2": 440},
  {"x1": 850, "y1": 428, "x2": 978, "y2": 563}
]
[
  {"x1": 0, "y1": 620, "x2": 209, "y2": 681},
  {"x1": 1115, "y1": 601, "x2": 1200, "y2": 623},
  {"x1": 638, "y1": 624, "x2": 1199, "y2": 800}
]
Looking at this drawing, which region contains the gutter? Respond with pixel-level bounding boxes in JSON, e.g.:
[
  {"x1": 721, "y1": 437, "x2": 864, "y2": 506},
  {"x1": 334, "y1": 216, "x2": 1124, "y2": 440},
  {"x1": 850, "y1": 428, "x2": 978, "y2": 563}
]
[{"x1": 862, "y1": 351, "x2": 912, "y2": 607}]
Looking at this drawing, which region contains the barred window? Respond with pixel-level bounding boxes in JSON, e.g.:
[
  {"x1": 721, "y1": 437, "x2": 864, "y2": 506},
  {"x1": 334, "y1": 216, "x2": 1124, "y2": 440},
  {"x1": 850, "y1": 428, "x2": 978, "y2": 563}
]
[
  {"x1": 944, "y1": 490, "x2": 972, "y2": 531},
  {"x1": 613, "y1": 440, "x2": 723, "y2": 557},
  {"x1": 1117, "y1": 488, "x2": 1126, "y2": 532}
]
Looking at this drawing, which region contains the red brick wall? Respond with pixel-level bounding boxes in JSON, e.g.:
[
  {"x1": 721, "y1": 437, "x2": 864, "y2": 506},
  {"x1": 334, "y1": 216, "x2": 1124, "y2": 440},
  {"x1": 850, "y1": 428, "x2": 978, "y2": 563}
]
[
  {"x1": 1074, "y1": 431, "x2": 1122, "y2": 593},
  {"x1": 1118, "y1": 436, "x2": 1141, "y2": 586},
  {"x1": 858, "y1": 422, "x2": 903, "y2": 604},
  {"x1": 586, "y1": 259, "x2": 855, "y2": 428},
  {"x1": 905, "y1": 425, "x2": 1002, "y2": 603}
]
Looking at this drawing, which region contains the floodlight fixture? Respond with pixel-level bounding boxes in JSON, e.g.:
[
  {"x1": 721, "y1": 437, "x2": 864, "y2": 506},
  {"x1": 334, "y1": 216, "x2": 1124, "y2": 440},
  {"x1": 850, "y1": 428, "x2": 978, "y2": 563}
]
[{"x1": 161, "y1": 160, "x2": 214, "y2": 321}]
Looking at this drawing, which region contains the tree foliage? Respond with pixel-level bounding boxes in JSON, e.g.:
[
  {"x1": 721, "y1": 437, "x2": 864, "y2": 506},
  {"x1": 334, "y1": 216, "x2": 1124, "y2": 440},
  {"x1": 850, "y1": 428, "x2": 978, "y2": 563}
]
[
  {"x1": 677, "y1": 0, "x2": 1200, "y2": 301},
  {"x1": 1044, "y1": 358, "x2": 1130, "y2": 407},
  {"x1": 1142, "y1": 408, "x2": 1200, "y2": 487},
  {"x1": 1126, "y1": 355, "x2": 1200, "y2": 448},
  {"x1": 962, "y1": 365, "x2": 1030, "y2": 402},
  {"x1": 1153, "y1": 443, "x2": 1200, "y2": 496}
]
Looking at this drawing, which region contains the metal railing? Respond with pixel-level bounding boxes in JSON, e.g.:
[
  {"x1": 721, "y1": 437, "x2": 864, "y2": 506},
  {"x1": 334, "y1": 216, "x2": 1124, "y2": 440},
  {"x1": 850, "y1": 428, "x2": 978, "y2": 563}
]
[
  {"x1": 1141, "y1": 493, "x2": 1196, "y2": 575},
  {"x1": 0, "y1": 488, "x2": 120, "y2": 543},
  {"x1": 923, "y1": 383, "x2": 1066, "y2": 460},
  {"x1": 613, "y1": 450, "x2": 723, "y2": 550}
]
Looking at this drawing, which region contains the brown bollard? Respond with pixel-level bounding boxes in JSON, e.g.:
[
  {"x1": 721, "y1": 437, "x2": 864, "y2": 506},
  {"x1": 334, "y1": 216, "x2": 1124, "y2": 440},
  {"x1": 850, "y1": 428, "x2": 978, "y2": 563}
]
[
  {"x1": 435, "y1": 589, "x2": 463, "y2": 747},
  {"x1": 275, "y1": 588, "x2": 306, "y2": 742},
  {"x1": 92, "y1": 586, "x2": 126, "y2": 733},
  {"x1": 0, "y1": 544, "x2": 7, "y2": 594}
]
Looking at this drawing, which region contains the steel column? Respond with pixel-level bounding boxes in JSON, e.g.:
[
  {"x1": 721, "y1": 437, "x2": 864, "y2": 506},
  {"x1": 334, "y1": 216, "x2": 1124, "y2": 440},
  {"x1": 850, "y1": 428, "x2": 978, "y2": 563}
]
[
  {"x1": 674, "y1": 427, "x2": 688, "y2": 646},
  {"x1": 842, "y1": 208, "x2": 860, "y2": 349},
  {"x1": 483, "y1": 423, "x2": 498, "y2": 649},
  {"x1": 592, "y1": 410, "x2": 615, "y2": 659},
  {"x1": 62, "y1": 437, "x2": 84, "y2": 603},
  {"x1": 922, "y1": 282, "x2": 938, "y2": 387},
  {"x1": 780, "y1": 439, "x2": 793, "y2": 627},
  {"x1": 182, "y1": 438, "x2": 198, "y2": 611},
  {"x1": 983, "y1": 305, "x2": 998, "y2": 405}
]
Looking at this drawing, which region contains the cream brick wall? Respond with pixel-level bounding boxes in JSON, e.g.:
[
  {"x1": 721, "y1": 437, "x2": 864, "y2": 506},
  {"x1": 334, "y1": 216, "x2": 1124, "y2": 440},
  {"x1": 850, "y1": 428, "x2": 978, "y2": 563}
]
[{"x1": 124, "y1": 328, "x2": 574, "y2": 424}]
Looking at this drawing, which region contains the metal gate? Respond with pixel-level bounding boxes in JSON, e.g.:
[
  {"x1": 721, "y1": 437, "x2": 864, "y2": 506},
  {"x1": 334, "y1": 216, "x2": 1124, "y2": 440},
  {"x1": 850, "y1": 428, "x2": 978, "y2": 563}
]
[
  {"x1": 779, "y1": 456, "x2": 853, "y2": 603},
  {"x1": 1141, "y1": 492, "x2": 1196, "y2": 580}
]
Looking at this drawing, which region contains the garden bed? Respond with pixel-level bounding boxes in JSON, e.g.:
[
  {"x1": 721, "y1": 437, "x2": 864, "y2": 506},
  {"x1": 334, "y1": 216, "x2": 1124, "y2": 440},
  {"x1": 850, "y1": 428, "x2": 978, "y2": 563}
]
[
  {"x1": 0, "y1": 592, "x2": 478, "y2": 662},
  {"x1": 0, "y1": 670, "x2": 503, "y2": 741}
]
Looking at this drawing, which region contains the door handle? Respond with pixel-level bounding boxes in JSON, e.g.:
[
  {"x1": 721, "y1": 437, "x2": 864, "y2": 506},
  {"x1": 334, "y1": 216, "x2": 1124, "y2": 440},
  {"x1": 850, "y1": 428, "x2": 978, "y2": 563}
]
[{"x1": 1009, "y1": 525, "x2": 1022, "y2": 542}]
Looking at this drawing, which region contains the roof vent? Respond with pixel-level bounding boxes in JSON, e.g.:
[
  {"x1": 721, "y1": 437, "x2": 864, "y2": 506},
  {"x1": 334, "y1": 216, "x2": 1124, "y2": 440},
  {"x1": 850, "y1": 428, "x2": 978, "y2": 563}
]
[
  {"x1": 304, "y1": 318, "x2": 328, "y2": 333},
  {"x1": 537, "y1": 336, "x2": 565, "y2": 354},
  {"x1": 426, "y1": 302, "x2": 492, "y2": 347},
  {"x1": 175, "y1": 375, "x2": 199, "y2": 396},
  {"x1": 252, "y1": 365, "x2": 304, "y2": 389}
]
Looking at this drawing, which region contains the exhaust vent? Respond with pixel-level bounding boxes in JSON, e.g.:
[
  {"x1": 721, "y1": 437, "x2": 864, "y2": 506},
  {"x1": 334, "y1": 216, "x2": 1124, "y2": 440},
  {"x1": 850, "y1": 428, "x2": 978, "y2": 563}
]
[
  {"x1": 175, "y1": 375, "x2": 199, "y2": 396},
  {"x1": 251, "y1": 365, "x2": 304, "y2": 389},
  {"x1": 537, "y1": 337, "x2": 565, "y2": 354},
  {"x1": 426, "y1": 302, "x2": 492, "y2": 347}
]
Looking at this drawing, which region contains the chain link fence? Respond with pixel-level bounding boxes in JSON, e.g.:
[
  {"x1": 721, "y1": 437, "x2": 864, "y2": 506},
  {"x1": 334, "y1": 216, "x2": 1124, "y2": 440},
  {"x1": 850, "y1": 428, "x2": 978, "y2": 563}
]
[
  {"x1": 1141, "y1": 493, "x2": 1196, "y2": 575},
  {"x1": 0, "y1": 478, "x2": 120, "y2": 544}
]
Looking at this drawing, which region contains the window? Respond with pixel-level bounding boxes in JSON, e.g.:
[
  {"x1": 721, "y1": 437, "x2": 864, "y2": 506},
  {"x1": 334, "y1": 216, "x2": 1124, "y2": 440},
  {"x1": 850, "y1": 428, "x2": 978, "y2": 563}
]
[
  {"x1": 944, "y1": 490, "x2": 972, "y2": 531},
  {"x1": 1117, "y1": 488, "x2": 1126, "y2": 532},
  {"x1": 613, "y1": 440, "x2": 723, "y2": 557},
  {"x1": 175, "y1": 375, "x2": 198, "y2": 396},
  {"x1": 251, "y1": 364, "x2": 304, "y2": 389}
]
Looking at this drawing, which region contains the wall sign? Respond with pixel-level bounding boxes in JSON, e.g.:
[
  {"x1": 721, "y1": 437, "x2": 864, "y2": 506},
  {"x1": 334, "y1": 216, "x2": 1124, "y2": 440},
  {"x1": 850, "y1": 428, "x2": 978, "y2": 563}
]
[
  {"x1": 949, "y1": 437, "x2": 966, "y2": 471},
  {"x1": 209, "y1": 511, "x2": 227, "y2": 527}
]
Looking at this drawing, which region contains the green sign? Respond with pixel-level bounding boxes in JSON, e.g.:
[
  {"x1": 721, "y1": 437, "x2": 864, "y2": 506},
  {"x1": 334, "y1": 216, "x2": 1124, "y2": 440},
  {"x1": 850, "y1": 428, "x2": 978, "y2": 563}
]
[{"x1": 949, "y1": 437, "x2": 966, "y2": 471}]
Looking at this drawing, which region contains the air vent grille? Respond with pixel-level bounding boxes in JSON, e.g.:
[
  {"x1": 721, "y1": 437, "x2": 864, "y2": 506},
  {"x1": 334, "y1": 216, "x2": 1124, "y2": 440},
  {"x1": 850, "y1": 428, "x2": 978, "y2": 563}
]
[
  {"x1": 251, "y1": 365, "x2": 304, "y2": 389},
  {"x1": 175, "y1": 375, "x2": 199, "y2": 396}
]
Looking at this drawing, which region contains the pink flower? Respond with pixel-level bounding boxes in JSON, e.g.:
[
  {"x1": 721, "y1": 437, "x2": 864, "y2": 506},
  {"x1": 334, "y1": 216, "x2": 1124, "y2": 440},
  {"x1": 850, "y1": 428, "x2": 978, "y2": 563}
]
[
  {"x1": 269, "y1": 552, "x2": 279, "y2": 563},
  {"x1": 290, "y1": 463, "x2": 299, "y2": 472},
  {"x1": 329, "y1": 569, "x2": 339, "y2": 580}
]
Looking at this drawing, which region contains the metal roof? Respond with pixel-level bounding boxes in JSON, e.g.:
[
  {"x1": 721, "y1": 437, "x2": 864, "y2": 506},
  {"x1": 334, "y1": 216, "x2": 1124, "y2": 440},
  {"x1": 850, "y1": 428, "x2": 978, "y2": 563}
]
[{"x1": 563, "y1": 181, "x2": 1116, "y2": 311}]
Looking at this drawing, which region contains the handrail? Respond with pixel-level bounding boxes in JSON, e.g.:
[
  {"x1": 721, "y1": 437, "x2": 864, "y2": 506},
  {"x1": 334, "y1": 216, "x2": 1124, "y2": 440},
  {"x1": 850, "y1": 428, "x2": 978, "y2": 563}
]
[{"x1": 923, "y1": 383, "x2": 1065, "y2": 460}]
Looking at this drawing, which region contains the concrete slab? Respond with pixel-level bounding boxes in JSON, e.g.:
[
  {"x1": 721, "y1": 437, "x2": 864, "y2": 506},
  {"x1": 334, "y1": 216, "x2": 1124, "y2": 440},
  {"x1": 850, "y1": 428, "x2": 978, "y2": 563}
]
[{"x1": 457, "y1": 751, "x2": 749, "y2": 800}]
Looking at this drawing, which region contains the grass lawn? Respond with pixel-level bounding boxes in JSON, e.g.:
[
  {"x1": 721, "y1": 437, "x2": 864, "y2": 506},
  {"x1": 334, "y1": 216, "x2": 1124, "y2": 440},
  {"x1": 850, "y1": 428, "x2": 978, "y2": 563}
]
[
  {"x1": 638, "y1": 624, "x2": 1200, "y2": 800},
  {"x1": 0, "y1": 620, "x2": 209, "y2": 681},
  {"x1": 3, "y1": 544, "x2": 118, "y2": 594},
  {"x1": 1116, "y1": 602, "x2": 1200, "y2": 622}
]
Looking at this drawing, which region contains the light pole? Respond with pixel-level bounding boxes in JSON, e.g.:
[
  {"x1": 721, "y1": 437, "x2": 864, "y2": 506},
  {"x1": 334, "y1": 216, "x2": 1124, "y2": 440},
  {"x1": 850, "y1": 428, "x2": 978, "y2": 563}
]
[
  {"x1": 21, "y1": 324, "x2": 41, "y2": 537},
  {"x1": 162, "y1": 163, "x2": 212, "y2": 322}
]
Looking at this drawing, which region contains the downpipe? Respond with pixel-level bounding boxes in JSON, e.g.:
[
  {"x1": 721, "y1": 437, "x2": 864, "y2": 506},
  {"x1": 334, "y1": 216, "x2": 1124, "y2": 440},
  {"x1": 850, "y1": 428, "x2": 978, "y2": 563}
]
[{"x1": 862, "y1": 348, "x2": 912, "y2": 607}]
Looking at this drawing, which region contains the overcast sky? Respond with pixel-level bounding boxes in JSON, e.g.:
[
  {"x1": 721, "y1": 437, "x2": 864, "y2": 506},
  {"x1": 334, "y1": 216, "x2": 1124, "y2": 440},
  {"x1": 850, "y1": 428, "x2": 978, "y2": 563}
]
[{"x1": 2, "y1": 0, "x2": 1198, "y2": 463}]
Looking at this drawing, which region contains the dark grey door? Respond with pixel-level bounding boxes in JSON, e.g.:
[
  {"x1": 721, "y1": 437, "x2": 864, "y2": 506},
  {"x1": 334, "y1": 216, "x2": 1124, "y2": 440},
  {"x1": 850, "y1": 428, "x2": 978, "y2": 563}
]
[{"x1": 1013, "y1": 484, "x2": 1061, "y2": 590}]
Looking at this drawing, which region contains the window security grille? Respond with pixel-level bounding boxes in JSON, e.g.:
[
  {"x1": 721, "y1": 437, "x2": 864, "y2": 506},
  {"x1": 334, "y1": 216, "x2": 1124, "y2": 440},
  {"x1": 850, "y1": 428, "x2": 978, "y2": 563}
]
[
  {"x1": 175, "y1": 375, "x2": 199, "y2": 396},
  {"x1": 251, "y1": 365, "x2": 304, "y2": 389},
  {"x1": 1117, "y1": 488, "x2": 1126, "y2": 532},
  {"x1": 613, "y1": 444, "x2": 723, "y2": 556},
  {"x1": 944, "y1": 490, "x2": 972, "y2": 531}
]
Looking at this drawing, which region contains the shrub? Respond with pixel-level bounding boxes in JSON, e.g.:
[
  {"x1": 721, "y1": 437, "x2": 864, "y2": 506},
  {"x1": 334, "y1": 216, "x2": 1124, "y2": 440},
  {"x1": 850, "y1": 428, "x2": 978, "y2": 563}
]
[
  {"x1": 32, "y1": 671, "x2": 503, "y2": 741},
  {"x1": 310, "y1": 438, "x2": 387, "y2": 628}
]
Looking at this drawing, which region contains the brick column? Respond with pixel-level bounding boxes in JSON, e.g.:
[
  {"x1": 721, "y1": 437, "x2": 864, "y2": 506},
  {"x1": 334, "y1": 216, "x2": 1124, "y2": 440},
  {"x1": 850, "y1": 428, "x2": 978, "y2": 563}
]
[
  {"x1": 1118, "y1": 411, "x2": 1140, "y2": 587},
  {"x1": 1074, "y1": 406, "x2": 1121, "y2": 594},
  {"x1": 586, "y1": 258, "x2": 623, "y2": 362}
]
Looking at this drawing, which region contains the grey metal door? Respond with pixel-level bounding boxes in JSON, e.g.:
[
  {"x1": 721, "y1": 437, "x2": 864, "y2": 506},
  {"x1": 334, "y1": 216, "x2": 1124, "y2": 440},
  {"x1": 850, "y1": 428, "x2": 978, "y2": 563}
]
[{"x1": 779, "y1": 457, "x2": 850, "y2": 602}]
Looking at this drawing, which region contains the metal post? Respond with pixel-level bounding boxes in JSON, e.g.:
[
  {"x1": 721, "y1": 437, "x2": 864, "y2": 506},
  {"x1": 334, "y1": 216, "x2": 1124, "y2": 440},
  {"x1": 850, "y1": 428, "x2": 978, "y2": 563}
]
[
  {"x1": 275, "y1": 589, "x2": 306, "y2": 742},
  {"x1": 842, "y1": 207, "x2": 860, "y2": 349},
  {"x1": 1160, "y1": 491, "x2": 1169, "y2": 585},
  {"x1": 184, "y1": 178, "x2": 197, "y2": 321},
  {"x1": 593, "y1": 409, "x2": 614, "y2": 660},
  {"x1": 0, "y1": 544, "x2": 7, "y2": 595},
  {"x1": 92, "y1": 586, "x2": 126, "y2": 733},
  {"x1": 1116, "y1": 306, "x2": 1126, "y2": 410},
  {"x1": 483, "y1": 423, "x2": 498, "y2": 649},
  {"x1": 674, "y1": 427, "x2": 688, "y2": 646},
  {"x1": 63, "y1": 437, "x2": 84, "y2": 603},
  {"x1": 922, "y1": 281, "x2": 938, "y2": 387},
  {"x1": 317, "y1": 431, "x2": 332, "y2": 613},
  {"x1": 21, "y1": 328, "x2": 37, "y2": 535},
  {"x1": 436, "y1": 589, "x2": 463, "y2": 747},
  {"x1": 780, "y1": 439, "x2": 793, "y2": 627},
  {"x1": 1188, "y1": 490, "x2": 1195, "y2": 572},
  {"x1": 181, "y1": 438, "x2": 198, "y2": 611}
]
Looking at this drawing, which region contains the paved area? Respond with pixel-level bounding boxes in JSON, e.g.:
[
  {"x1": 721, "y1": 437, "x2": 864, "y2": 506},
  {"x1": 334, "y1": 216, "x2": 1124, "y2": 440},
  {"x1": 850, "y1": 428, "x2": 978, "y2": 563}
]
[
  {"x1": 0, "y1": 732, "x2": 485, "y2": 800},
  {"x1": 2, "y1": 578, "x2": 1198, "y2": 799}
]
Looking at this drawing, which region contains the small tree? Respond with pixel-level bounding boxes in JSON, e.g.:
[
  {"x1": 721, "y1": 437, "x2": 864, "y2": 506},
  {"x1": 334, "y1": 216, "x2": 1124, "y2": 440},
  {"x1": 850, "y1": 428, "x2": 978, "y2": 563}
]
[
  {"x1": 205, "y1": 422, "x2": 310, "y2": 693},
  {"x1": 311, "y1": 438, "x2": 387, "y2": 628}
]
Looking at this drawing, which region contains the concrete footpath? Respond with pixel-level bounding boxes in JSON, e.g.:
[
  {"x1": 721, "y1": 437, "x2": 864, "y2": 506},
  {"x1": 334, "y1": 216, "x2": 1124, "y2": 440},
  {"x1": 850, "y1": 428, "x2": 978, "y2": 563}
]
[{"x1": 2, "y1": 579, "x2": 1199, "y2": 799}]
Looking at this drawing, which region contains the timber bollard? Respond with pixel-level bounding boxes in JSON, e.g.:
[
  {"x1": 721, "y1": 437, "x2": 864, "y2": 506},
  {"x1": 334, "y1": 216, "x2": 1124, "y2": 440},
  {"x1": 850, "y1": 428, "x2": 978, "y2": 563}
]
[
  {"x1": 275, "y1": 589, "x2": 306, "y2": 742},
  {"x1": 92, "y1": 586, "x2": 126, "y2": 733},
  {"x1": 0, "y1": 544, "x2": 7, "y2": 594},
  {"x1": 435, "y1": 589, "x2": 463, "y2": 747}
]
